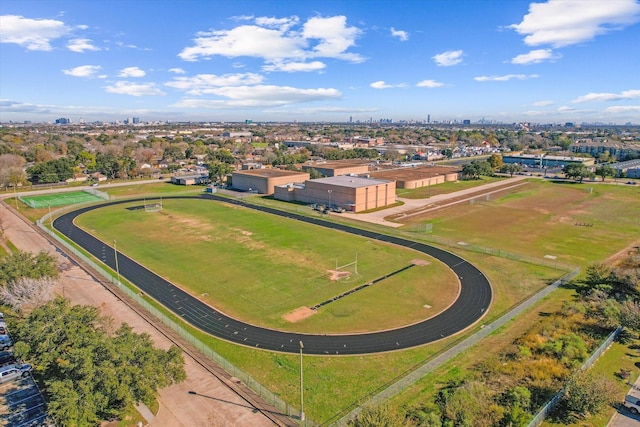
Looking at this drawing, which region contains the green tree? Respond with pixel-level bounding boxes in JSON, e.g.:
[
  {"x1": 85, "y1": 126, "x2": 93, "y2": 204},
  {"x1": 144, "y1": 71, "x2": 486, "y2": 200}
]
[
  {"x1": 208, "y1": 161, "x2": 234, "y2": 184},
  {"x1": 594, "y1": 165, "x2": 616, "y2": 181},
  {"x1": 26, "y1": 157, "x2": 75, "y2": 183},
  {"x1": 500, "y1": 163, "x2": 523, "y2": 177},
  {"x1": 12, "y1": 298, "x2": 186, "y2": 426},
  {"x1": 562, "y1": 163, "x2": 594, "y2": 182},
  {"x1": 555, "y1": 371, "x2": 617, "y2": 422},
  {"x1": 0, "y1": 251, "x2": 58, "y2": 285},
  {"x1": 461, "y1": 160, "x2": 493, "y2": 180},
  {"x1": 487, "y1": 153, "x2": 503, "y2": 170}
]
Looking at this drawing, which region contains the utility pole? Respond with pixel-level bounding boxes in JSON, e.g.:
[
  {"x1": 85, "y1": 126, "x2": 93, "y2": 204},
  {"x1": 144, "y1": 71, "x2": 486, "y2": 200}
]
[
  {"x1": 114, "y1": 240, "x2": 120, "y2": 285},
  {"x1": 299, "y1": 341, "x2": 305, "y2": 421}
]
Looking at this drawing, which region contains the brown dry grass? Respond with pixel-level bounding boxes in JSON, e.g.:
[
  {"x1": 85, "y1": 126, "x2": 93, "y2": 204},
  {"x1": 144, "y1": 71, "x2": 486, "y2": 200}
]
[{"x1": 284, "y1": 306, "x2": 317, "y2": 323}]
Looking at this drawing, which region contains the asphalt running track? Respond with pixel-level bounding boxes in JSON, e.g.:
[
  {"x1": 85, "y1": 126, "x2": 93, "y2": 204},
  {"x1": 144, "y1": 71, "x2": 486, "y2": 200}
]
[{"x1": 53, "y1": 195, "x2": 492, "y2": 355}]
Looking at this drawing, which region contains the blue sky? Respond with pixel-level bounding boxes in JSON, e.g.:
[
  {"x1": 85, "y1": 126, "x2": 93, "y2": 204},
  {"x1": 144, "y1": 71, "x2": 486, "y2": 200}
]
[{"x1": 1, "y1": 0, "x2": 639, "y2": 124}]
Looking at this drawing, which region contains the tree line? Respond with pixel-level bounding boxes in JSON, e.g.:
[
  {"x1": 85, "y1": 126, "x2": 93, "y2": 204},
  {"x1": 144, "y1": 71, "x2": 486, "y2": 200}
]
[{"x1": 0, "y1": 250, "x2": 186, "y2": 426}]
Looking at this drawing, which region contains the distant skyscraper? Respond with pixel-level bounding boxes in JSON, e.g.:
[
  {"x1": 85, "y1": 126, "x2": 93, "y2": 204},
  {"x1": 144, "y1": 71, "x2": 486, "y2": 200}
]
[
  {"x1": 55, "y1": 117, "x2": 70, "y2": 124},
  {"x1": 427, "y1": 114, "x2": 430, "y2": 124},
  {"x1": 132, "y1": 117, "x2": 140, "y2": 124},
  {"x1": 349, "y1": 116, "x2": 352, "y2": 123}
]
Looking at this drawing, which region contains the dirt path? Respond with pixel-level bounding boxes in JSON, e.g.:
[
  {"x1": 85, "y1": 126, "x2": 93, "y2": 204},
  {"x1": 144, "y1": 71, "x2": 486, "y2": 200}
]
[{"x1": 0, "y1": 200, "x2": 281, "y2": 427}]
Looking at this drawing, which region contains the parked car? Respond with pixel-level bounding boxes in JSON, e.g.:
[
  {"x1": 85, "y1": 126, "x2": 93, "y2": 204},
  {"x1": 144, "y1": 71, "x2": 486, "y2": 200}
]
[
  {"x1": 0, "y1": 335, "x2": 13, "y2": 350},
  {"x1": 0, "y1": 351, "x2": 16, "y2": 367},
  {"x1": 624, "y1": 393, "x2": 640, "y2": 414},
  {"x1": 0, "y1": 363, "x2": 32, "y2": 383}
]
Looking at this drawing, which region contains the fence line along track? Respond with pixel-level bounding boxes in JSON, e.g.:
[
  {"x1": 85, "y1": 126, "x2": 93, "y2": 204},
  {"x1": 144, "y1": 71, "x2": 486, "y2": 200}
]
[{"x1": 12, "y1": 205, "x2": 298, "y2": 427}]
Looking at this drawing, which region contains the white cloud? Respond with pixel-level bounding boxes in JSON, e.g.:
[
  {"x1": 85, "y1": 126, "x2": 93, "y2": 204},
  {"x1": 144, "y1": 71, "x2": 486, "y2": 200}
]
[
  {"x1": 255, "y1": 16, "x2": 299, "y2": 31},
  {"x1": 557, "y1": 106, "x2": 576, "y2": 112},
  {"x1": 432, "y1": 50, "x2": 463, "y2": 66},
  {"x1": 533, "y1": 100, "x2": 554, "y2": 106},
  {"x1": 67, "y1": 38, "x2": 100, "y2": 53},
  {"x1": 511, "y1": 49, "x2": 560, "y2": 64},
  {"x1": 165, "y1": 73, "x2": 264, "y2": 95},
  {"x1": 0, "y1": 15, "x2": 70, "y2": 51},
  {"x1": 509, "y1": 0, "x2": 640, "y2": 47},
  {"x1": 416, "y1": 79, "x2": 445, "y2": 88},
  {"x1": 370, "y1": 81, "x2": 406, "y2": 89},
  {"x1": 105, "y1": 81, "x2": 166, "y2": 96},
  {"x1": 604, "y1": 105, "x2": 640, "y2": 113},
  {"x1": 118, "y1": 67, "x2": 146, "y2": 78},
  {"x1": 168, "y1": 68, "x2": 186, "y2": 74},
  {"x1": 62, "y1": 65, "x2": 102, "y2": 78},
  {"x1": 263, "y1": 61, "x2": 326, "y2": 72},
  {"x1": 571, "y1": 89, "x2": 640, "y2": 103},
  {"x1": 474, "y1": 74, "x2": 539, "y2": 82},
  {"x1": 370, "y1": 81, "x2": 393, "y2": 89},
  {"x1": 173, "y1": 85, "x2": 341, "y2": 108},
  {"x1": 178, "y1": 15, "x2": 363, "y2": 66},
  {"x1": 390, "y1": 27, "x2": 409, "y2": 41},
  {"x1": 0, "y1": 99, "x2": 52, "y2": 114}
]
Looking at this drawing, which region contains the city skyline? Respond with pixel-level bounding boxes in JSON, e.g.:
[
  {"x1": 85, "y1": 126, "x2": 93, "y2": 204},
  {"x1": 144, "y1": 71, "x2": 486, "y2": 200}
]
[{"x1": 1, "y1": 0, "x2": 639, "y2": 124}]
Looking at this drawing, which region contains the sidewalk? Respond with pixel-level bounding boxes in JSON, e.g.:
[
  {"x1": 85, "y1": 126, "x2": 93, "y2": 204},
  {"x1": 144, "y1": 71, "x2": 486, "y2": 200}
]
[{"x1": 607, "y1": 374, "x2": 640, "y2": 427}]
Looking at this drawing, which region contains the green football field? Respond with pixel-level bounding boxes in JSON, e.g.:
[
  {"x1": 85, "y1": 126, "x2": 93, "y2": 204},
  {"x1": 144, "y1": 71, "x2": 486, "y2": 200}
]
[
  {"x1": 75, "y1": 197, "x2": 460, "y2": 333},
  {"x1": 21, "y1": 191, "x2": 104, "y2": 208}
]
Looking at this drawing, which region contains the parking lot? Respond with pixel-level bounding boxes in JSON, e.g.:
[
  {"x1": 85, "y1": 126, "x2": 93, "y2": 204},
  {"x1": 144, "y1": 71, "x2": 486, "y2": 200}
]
[{"x1": 0, "y1": 375, "x2": 51, "y2": 426}]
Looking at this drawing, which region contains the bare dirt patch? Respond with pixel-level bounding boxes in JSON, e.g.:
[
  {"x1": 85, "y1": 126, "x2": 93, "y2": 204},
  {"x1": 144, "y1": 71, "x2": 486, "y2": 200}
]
[
  {"x1": 604, "y1": 240, "x2": 640, "y2": 267},
  {"x1": 327, "y1": 269, "x2": 351, "y2": 281},
  {"x1": 284, "y1": 306, "x2": 317, "y2": 323},
  {"x1": 411, "y1": 259, "x2": 430, "y2": 266}
]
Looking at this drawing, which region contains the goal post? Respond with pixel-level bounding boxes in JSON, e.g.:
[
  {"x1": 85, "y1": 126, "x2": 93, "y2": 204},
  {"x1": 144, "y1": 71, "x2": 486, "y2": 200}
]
[{"x1": 144, "y1": 197, "x2": 163, "y2": 212}]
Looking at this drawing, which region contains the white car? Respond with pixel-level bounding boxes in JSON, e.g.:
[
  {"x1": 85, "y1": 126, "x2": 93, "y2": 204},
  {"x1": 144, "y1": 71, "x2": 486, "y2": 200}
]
[
  {"x1": 0, "y1": 363, "x2": 32, "y2": 383},
  {"x1": 624, "y1": 390, "x2": 640, "y2": 415}
]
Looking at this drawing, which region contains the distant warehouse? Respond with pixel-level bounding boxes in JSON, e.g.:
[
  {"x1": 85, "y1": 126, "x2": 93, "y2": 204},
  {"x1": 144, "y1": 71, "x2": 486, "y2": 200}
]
[
  {"x1": 274, "y1": 175, "x2": 396, "y2": 212},
  {"x1": 170, "y1": 174, "x2": 210, "y2": 185},
  {"x1": 231, "y1": 169, "x2": 310, "y2": 194},
  {"x1": 501, "y1": 154, "x2": 595, "y2": 168}
]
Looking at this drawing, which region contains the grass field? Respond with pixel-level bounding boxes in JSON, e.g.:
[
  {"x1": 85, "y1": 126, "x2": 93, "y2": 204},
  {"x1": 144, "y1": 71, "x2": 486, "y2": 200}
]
[
  {"x1": 20, "y1": 191, "x2": 104, "y2": 208},
  {"x1": 53, "y1": 180, "x2": 640, "y2": 422},
  {"x1": 75, "y1": 198, "x2": 460, "y2": 333},
  {"x1": 397, "y1": 180, "x2": 640, "y2": 266},
  {"x1": 103, "y1": 182, "x2": 205, "y2": 198},
  {"x1": 397, "y1": 176, "x2": 504, "y2": 199}
]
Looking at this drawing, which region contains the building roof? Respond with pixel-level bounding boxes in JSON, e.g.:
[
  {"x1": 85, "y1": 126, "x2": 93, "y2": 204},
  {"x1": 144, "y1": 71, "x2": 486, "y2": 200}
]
[
  {"x1": 312, "y1": 175, "x2": 392, "y2": 188},
  {"x1": 371, "y1": 165, "x2": 459, "y2": 180},
  {"x1": 303, "y1": 159, "x2": 373, "y2": 169},
  {"x1": 233, "y1": 169, "x2": 309, "y2": 178}
]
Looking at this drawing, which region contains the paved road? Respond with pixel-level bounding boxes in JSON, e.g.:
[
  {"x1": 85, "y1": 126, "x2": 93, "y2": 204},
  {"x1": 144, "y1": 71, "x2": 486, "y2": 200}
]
[{"x1": 54, "y1": 194, "x2": 492, "y2": 355}]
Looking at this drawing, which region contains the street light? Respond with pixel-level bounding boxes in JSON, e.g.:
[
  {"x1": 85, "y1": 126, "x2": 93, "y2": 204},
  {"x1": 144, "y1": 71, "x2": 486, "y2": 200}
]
[
  {"x1": 327, "y1": 189, "x2": 332, "y2": 209},
  {"x1": 113, "y1": 240, "x2": 120, "y2": 285},
  {"x1": 299, "y1": 341, "x2": 305, "y2": 421}
]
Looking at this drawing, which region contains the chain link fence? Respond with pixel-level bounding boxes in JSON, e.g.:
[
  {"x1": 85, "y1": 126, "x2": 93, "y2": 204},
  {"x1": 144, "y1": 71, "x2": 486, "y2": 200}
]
[
  {"x1": 36, "y1": 214, "x2": 313, "y2": 426},
  {"x1": 526, "y1": 326, "x2": 623, "y2": 427}
]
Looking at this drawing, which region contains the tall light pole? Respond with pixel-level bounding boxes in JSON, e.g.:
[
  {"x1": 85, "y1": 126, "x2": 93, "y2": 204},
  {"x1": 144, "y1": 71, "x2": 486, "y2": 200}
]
[
  {"x1": 299, "y1": 341, "x2": 305, "y2": 421},
  {"x1": 327, "y1": 189, "x2": 332, "y2": 209},
  {"x1": 113, "y1": 240, "x2": 120, "y2": 285}
]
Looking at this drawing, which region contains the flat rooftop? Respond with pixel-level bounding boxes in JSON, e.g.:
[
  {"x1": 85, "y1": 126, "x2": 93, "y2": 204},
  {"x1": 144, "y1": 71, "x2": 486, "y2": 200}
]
[
  {"x1": 370, "y1": 165, "x2": 459, "y2": 180},
  {"x1": 233, "y1": 169, "x2": 309, "y2": 177},
  {"x1": 303, "y1": 159, "x2": 373, "y2": 169},
  {"x1": 312, "y1": 175, "x2": 392, "y2": 188}
]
